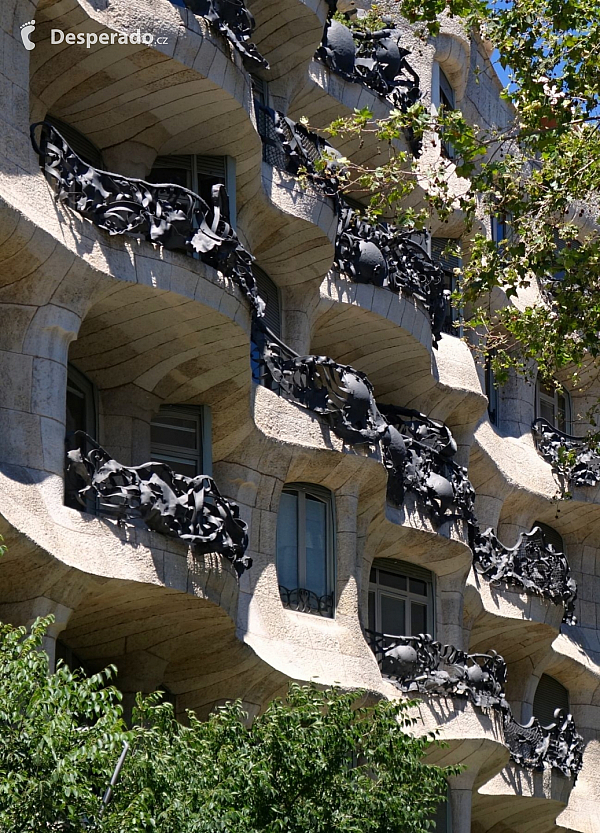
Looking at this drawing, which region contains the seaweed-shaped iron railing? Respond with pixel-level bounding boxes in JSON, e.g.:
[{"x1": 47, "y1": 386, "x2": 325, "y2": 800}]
[
  {"x1": 503, "y1": 710, "x2": 584, "y2": 779},
  {"x1": 66, "y1": 431, "x2": 251, "y2": 575},
  {"x1": 30, "y1": 121, "x2": 264, "y2": 319},
  {"x1": 532, "y1": 418, "x2": 600, "y2": 487},
  {"x1": 175, "y1": 0, "x2": 268, "y2": 68},
  {"x1": 365, "y1": 629, "x2": 507, "y2": 709},
  {"x1": 473, "y1": 526, "x2": 577, "y2": 625}
]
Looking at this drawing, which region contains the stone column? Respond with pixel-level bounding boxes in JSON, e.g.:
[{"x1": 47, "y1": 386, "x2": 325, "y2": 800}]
[{"x1": 448, "y1": 771, "x2": 476, "y2": 833}]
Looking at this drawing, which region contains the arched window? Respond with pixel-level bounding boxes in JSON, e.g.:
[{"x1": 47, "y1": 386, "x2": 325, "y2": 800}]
[
  {"x1": 368, "y1": 559, "x2": 434, "y2": 637},
  {"x1": 536, "y1": 379, "x2": 571, "y2": 433},
  {"x1": 534, "y1": 521, "x2": 564, "y2": 555},
  {"x1": 276, "y1": 484, "x2": 335, "y2": 618},
  {"x1": 46, "y1": 115, "x2": 104, "y2": 168},
  {"x1": 533, "y1": 674, "x2": 569, "y2": 728}
]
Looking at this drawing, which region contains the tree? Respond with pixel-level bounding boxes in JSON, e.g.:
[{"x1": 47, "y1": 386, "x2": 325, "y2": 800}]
[
  {"x1": 0, "y1": 617, "x2": 455, "y2": 832},
  {"x1": 319, "y1": 0, "x2": 600, "y2": 396}
]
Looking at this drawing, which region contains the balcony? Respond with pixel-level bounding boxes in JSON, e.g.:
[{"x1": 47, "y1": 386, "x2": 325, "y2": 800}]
[
  {"x1": 174, "y1": 0, "x2": 268, "y2": 68},
  {"x1": 379, "y1": 404, "x2": 477, "y2": 530},
  {"x1": 30, "y1": 121, "x2": 264, "y2": 320},
  {"x1": 65, "y1": 431, "x2": 251, "y2": 576},
  {"x1": 315, "y1": 17, "x2": 421, "y2": 154},
  {"x1": 364, "y1": 629, "x2": 507, "y2": 709},
  {"x1": 334, "y1": 204, "x2": 447, "y2": 345},
  {"x1": 255, "y1": 103, "x2": 341, "y2": 199},
  {"x1": 365, "y1": 629, "x2": 585, "y2": 779},
  {"x1": 532, "y1": 418, "x2": 600, "y2": 487},
  {"x1": 472, "y1": 527, "x2": 577, "y2": 625},
  {"x1": 503, "y1": 710, "x2": 584, "y2": 779}
]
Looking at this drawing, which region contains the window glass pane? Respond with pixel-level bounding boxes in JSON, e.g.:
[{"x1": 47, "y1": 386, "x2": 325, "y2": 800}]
[
  {"x1": 409, "y1": 578, "x2": 428, "y2": 596},
  {"x1": 66, "y1": 387, "x2": 86, "y2": 436},
  {"x1": 380, "y1": 593, "x2": 406, "y2": 635},
  {"x1": 410, "y1": 602, "x2": 428, "y2": 636},
  {"x1": 151, "y1": 420, "x2": 198, "y2": 450},
  {"x1": 277, "y1": 491, "x2": 298, "y2": 589},
  {"x1": 378, "y1": 570, "x2": 407, "y2": 592},
  {"x1": 147, "y1": 167, "x2": 191, "y2": 189},
  {"x1": 557, "y1": 393, "x2": 567, "y2": 432},
  {"x1": 368, "y1": 591, "x2": 376, "y2": 632},
  {"x1": 369, "y1": 567, "x2": 376, "y2": 583},
  {"x1": 540, "y1": 397, "x2": 555, "y2": 425},
  {"x1": 151, "y1": 454, "x2": 198, "y2": 479},
  {"x1": 305, "y1": 495, "x2": 327, "y2": 597}
]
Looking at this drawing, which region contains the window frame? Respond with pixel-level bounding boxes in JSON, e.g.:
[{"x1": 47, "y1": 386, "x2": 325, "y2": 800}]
[
  {"x1": 485, "y1": 353, "x2": 499, "y2": 426},
  {"x1": 150, "y1": 404, "x2": 212, "y2": 478},
  {"x1": 65, "y1": 363, "x2": 99, "y2": 512},
  {"x1": 431, "y1": 63, "x2": 456, "y2": 159},
  {"x1": 368, "y1": 560, "x2": 435, "y2": 637},
  {"x1": 276, "y1": 482, "x2": 336, "y2": 618},
  {"x1": 536, "y1": 379, "x2": 571, "y2": 433}
]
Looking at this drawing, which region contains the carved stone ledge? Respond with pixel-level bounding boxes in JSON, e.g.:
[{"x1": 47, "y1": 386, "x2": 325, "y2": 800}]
[
  {"x1": 503, "y1": 710, "x2": 584, "y2": 780},
  {"x1": 364, "y1": 629, "x2": 508, "y2": 710},
  {"x1": 473, "y1": 526, "x2": 577, "y2": 625},
  {"x1": 30, "y1": 121, "x2": 264, "y2": 319},
  {"x1": 66, "y1": 432, "x2": 251, "y2": 576},
  {"x1": 315, "y1": 17, "x2": 421, "y2": 153},
  {"x1": 176, "y1": 0, "x2": 268, "y2": 68},
  {"x1": 532, "y1": 418, "x2": 600, "y2": 487},
  {"x1": 279, "y1": 586, "x2": 334, "y2": 617},
  {"x1": 335, "y1": 204, "x2": 447, "y2": 345}
]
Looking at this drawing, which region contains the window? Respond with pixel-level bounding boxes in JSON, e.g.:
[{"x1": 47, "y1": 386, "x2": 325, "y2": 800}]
[
  {"x1": 149, "y1": 154, "x2": 236, "y2": 225},
  {"x1": 536, "y1": 379, "x2": 571, "y2": 433},
  {"x1": 429, "y1": 786, "x2": 452, "y2": 833},
  {"x1": 432, "y1": 64, "x2": 456, "y2": 158},
  {"x1": 46, "y1": 115, "x2": 104, "y2": 168},
  {"x1": 368, "y1": 559, "x2": 434, "y2": 637},
  {"x1": 55, "y1": 639, "x2": 90, "y2": 675},
  {"x1": 253, "y1": 264, "x2": 281, "y2": 338},
  {"x1": 150, "y1": 405, "x2": 211, "y2": 478},
  {"x1": 485, "y1": 353, "x2": 499, "y2": 426},
  {"x1": 251, "y1": 74, "x2": 268, "y2": 107},
  {"x1": 65, "y1": 364, "x2": 98, "y2": 510},
  {"x1": 533, "y1": 674, "x2": 569, "y2": 728},
  {"x1": 431, "y1": 237, "x2": 462, "y2": 336},
  {"x1": 534, "y1": 522, "x2": 564, "y2": 555},
  {"x1": 276, "y1": 484, "x2": 335, "y2": 617}
]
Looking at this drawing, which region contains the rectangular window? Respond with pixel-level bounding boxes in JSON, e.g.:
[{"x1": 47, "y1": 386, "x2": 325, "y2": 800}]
[
  {"x1": 431, "y1": 237, "x2": 462, "y2": 337},
  {"x1": 369, "y1": 561, "x2": 434, "y2": 636},
  {"x1": 537, "y1": 381, "x2": 571, "y2": 433},
  {"x1": 149, "y1": 154, "x2": 236, "y2": 226},
  {"x1": 150, "y1": 405, "x2": 211, "y2": 478},
  {"x1": 485, "y1": 353, "x2": 499, "y2": 426},
  {"x1": 276, "y1": 485, "x2": 335, "y2": 617},
  {"x1": 65, "y1": 364, "x2": 98, "y2": 511}
]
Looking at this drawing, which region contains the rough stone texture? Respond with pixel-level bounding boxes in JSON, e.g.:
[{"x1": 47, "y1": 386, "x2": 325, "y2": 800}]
[{"x1": 0, "y1": 1, "x2": 599, "y2": 830}]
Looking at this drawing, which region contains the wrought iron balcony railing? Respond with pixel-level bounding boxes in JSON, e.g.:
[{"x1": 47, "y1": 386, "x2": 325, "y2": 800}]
[
  {"x1": 335, "y1": 204, "x2": 447, "y2": 345},
  {"x1": 503, "y1": 710, "x2": 584, "y2": 779},
  {"x1": 279, "y1": 586, "x2": 335, "y2": 617},
  {"x1": 30, "y1": 121, "x2": 264, "y2": 320},
  {"x1": 315, "y1": 18, "x2": 421, "y2": 154},
  {"x1": 365, "y1": 628, "x2": 584, "y2": 778},
  {"x1": 251, "y1": 320, "x2": 388, "y2": 446},
  {"x1": 66, "y1": 431, "x2": 251, "y2": 576},
  {"x1": 473, "y1": 527, "x2": 577, "y2": 625},
  {"x1": 173, "y1": 0, "x2": 268, "y2": 68},
  {"x1": 532, "y1": 418, "x2": 600, "y2": 487},
  {"x1": 255, "y1": 104, "x2": 342, "y2": 198},
  {"x1": 364, "y1": 629, "x2": 508, "y2": 710},
  {"x1": 252, "y1": 323, "x2": 476, "y2": 525},
  {"x1": 379, "y1": 404, "x2": 477, "y2": 530}
]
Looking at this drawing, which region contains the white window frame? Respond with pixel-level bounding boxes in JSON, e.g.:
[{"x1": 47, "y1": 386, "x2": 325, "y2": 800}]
[
  {"x1": 368, "y1": 560, "x2": 435, "y2": 637},
  {"x1": 150, "y1": 405, "x2": 212, "y2": 477},
  {"x1": 276, "y1": 483, "x2": 336, "y2": 617},
  {"x1": 536, "y1": 379, "x2": 571, "y2": 433}
]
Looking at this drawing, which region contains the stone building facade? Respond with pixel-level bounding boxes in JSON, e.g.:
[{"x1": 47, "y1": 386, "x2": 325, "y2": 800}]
[{"x1": 1, "y1": 0, "x2": 599, "y2": 830}]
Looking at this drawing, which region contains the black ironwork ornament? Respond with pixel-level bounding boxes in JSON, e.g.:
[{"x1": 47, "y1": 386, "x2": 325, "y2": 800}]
[
  {"x1": 176, "y1": 0, "x2": 268, "y2": 68},
  {"x1": 67, "y1": 432, "x2": 251, "y2": 575}
]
